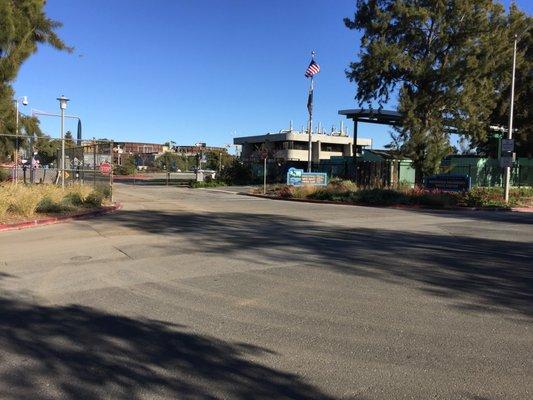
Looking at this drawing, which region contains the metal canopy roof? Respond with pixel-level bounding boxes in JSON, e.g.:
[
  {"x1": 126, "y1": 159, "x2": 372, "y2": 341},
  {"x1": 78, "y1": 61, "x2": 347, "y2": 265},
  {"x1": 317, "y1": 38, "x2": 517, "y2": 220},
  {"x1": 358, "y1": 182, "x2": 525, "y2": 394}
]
[{"x1": 338, "y1": 109, "x2": 403, "y2": 126}]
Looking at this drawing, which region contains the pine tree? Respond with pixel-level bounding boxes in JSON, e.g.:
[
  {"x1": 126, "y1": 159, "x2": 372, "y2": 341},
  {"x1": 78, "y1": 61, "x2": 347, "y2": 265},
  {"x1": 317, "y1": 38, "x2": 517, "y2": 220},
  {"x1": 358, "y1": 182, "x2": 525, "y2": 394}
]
[
  {"x1": 345, "y1": 0, "x2": 527, "y2": 181},
  {"x1": 486, "y1": 10, "x2": 532, "y2": 157}
]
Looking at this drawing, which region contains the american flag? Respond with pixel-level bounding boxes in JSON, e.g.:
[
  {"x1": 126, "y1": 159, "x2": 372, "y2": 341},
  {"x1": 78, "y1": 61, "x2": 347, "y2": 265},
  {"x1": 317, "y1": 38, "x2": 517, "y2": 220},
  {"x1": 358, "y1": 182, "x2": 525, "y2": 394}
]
[{"x1": 304, "y1": 59, "x2": 320, "y2": 78}]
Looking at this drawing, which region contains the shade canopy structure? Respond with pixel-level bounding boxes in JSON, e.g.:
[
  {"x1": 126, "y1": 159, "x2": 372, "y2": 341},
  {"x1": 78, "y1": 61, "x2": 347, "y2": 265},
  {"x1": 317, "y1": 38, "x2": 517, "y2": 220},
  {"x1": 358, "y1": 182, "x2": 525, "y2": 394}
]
[
  {"x1": 338, "y1": 109, "x2": 403, "y2": 127},
  {"x1": 338, "y1": 108, "x2": 404, "y2": 159}
]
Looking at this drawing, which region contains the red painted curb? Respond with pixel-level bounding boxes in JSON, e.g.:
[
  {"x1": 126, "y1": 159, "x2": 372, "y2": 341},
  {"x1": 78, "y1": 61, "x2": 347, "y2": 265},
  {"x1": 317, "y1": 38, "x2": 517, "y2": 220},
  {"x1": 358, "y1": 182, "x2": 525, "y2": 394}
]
[
  {"x1": 241, "y1": 193, "x2": 532, "y2": 213},
  {"x1": 0, "y1": 203, "x2": 123, "y2": 233}
]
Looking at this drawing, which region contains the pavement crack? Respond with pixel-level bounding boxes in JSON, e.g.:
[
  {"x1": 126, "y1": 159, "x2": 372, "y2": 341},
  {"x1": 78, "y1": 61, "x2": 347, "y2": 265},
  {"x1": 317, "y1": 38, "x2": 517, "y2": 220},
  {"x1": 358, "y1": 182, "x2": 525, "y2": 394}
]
[{"x1": 113, "y1": 246, "x2": 134, "y2": 260}]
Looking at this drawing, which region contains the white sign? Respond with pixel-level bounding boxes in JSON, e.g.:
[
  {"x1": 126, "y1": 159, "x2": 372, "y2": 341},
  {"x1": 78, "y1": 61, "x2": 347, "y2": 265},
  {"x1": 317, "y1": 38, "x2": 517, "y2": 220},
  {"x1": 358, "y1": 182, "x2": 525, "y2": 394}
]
[{"x1": 501, "y1": 139, "x2": 514, "y2": 153}]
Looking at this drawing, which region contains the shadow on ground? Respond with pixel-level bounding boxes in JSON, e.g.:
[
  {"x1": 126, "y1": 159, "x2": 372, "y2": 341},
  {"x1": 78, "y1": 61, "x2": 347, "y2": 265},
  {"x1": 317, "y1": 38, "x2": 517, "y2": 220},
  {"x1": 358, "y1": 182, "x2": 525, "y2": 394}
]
[
  {"x1": 106, "y1": 209, "x2": 533, "y2": 317},
  {"x1": 402, "y1": 207, "x2": 533, "y2": 225},
  {"x1": 0, "y1": 293, "x2": 337, "y2": 400}
]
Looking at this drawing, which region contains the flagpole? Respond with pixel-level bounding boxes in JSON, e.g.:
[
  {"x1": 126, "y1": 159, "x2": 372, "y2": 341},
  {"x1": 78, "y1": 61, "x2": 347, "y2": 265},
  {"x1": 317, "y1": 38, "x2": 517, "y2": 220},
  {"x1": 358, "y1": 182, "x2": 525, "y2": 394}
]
[
  {"x1": 307, "y1": 76, "x2": 313, "y2": 172},
  {"x1": 307, "y1": 50, "x2": 316, "y2": 173}
]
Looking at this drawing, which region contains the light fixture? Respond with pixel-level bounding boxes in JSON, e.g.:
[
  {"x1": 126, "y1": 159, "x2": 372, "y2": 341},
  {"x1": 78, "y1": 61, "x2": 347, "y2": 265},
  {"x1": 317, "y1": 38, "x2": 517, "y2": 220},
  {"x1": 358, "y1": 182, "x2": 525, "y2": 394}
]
[{"x1": 57, "y1": 95, "x2": 69, "y2": 110}]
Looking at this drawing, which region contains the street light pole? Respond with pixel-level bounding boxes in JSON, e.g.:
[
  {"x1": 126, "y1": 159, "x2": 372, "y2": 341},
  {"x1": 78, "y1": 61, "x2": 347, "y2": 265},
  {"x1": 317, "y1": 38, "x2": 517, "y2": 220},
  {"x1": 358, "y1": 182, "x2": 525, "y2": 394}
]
[
  {"x1": 57, "y1": 95, "x2": 70, "y2": 189},
  {"x1": 504, "y1": 35, "x2": 517, "y2": 203}
]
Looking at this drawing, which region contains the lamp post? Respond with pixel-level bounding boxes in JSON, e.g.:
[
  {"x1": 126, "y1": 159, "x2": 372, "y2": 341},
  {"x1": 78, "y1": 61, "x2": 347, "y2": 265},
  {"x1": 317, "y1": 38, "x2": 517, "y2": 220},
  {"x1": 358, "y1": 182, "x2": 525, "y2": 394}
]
[
  {"x1": 504, "y1": 36, "x2": 517, "y2": 203},
  {"x1": 13, "y1": 96, "x2": 28, "y2": 184},
  {"x1": 57, "y1": 95, "x2": 69, "y2": 188}
]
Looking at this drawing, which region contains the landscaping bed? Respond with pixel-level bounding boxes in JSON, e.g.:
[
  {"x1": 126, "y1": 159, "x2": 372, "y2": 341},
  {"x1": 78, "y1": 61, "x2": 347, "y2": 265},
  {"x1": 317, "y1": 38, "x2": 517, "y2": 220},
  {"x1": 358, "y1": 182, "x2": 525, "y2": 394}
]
[
  {"x1": 0, "y1": 183, "x2": 113, "y2": 226},
  {"x1": 253, "y1": 179, "x2": 533, "y2": 210},
  {"x1": 190, "y1": 180, "x2": 227, "y2": 188}
]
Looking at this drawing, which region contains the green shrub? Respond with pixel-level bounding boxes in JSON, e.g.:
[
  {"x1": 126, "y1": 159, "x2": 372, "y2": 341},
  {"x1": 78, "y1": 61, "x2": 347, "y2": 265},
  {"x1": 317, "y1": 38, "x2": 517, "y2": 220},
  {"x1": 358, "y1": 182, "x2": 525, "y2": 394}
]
[
  {"x1": 356, "y1": 188, "x2": 402, "y2": 205},
  {"x1": 84, "y1": 192, "x2": 103, "y2": 207},
  {"x1": 114, "y1": 157, "x2": 136, "y2": 175},
  {"x1": 417, "y1": 191, "x2": 461, "y2": 208},
  {"x1": 94, "y1": 184, "x2": 112, "y2": 199},
  {"x1": 190, "y1": 180, "x2": 227, "y2": 188},
  {"x1": 36, "y1": 196, "x2": 64, "y2": 213},
  {"x1": 463, "y1": 187, "x2": 507, "y2": 207},
  {"x1": 220, "y1": 160, "x2": 253, "y2": 185},
  {"x1": 259, "y1": 183, "x2": 531, "y2": 209},
  {"x1": 0, "y1": 169, "x2": 10, "y2": 182},
  {"x1": 62, "y1": 192, "x2": 84, "y2": 207},
  {"x1": 308, "y1": 188, "x2": 332, "y2": 200}
]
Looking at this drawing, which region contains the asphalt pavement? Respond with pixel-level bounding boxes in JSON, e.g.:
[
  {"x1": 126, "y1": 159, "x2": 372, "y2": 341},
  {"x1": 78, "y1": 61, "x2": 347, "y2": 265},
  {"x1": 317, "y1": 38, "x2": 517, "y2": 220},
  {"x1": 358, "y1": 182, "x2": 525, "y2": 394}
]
[{"x1": 0, "y1": 183, "x2": 532, "y2": 399}]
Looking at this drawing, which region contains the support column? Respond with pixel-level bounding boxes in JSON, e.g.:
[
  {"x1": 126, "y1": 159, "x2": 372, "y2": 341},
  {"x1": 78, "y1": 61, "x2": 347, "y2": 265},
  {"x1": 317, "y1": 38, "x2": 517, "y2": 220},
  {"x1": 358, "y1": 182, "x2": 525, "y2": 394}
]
[
  {"x1": 353, "y1": 119, "x2": 358, "y2": 181},
  {"x1": 353, "y1": 119, "x2": 358, "y2": 157}
]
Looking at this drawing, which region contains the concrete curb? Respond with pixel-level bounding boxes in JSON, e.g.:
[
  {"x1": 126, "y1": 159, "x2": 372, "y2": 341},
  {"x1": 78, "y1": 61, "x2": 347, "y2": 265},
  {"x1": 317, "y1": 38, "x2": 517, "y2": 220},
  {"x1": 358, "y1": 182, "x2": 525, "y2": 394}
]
[
  {"x1": 194, "y1": 187, "x2": 243, "y2": 195},
  {"x1": 0, "y1": 202, "x2": 123, "y2": 233},
  {"x1": 240, "y1": 193, "x2": 532, "y2": 213}
]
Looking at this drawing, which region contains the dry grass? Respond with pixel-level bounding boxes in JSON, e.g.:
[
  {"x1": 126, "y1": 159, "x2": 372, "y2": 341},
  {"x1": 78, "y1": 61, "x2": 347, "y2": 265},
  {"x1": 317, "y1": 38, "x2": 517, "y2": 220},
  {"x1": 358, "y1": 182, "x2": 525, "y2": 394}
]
[
  {"x1": 291, "y1": 186, "x2": 319, "y2": 199},
  {"x1": 0, "y1": 183, "x2": 109, "y2": 223}
]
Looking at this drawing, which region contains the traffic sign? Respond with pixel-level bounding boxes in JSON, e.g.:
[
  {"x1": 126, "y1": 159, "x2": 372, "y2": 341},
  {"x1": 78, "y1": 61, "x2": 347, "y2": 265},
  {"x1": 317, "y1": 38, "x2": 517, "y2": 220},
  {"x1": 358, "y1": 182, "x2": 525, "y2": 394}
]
[
  {"x1": 260, "y1": 149, "x2": 268, "y2": 160},
  {"x1": 501, "y1": 139, "x2": 514, "y2": 153},
  {"x1": 100, "y1": 162, "x2": 112, "y2": 174}
]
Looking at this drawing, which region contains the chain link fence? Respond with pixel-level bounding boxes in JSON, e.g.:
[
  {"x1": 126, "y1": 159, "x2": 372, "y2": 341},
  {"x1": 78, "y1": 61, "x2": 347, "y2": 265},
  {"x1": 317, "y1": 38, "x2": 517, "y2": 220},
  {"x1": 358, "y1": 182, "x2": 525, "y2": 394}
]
[{"x1": 1, "y1": 134, "x2": 113, "y2": 195}]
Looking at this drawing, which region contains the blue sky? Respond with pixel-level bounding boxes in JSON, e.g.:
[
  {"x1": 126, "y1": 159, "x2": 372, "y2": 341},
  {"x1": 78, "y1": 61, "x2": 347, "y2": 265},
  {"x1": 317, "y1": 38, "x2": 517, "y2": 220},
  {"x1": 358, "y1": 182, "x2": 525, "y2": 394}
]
[{"x1": 13, "y1": 0, "x2": 532, "y2": 150}]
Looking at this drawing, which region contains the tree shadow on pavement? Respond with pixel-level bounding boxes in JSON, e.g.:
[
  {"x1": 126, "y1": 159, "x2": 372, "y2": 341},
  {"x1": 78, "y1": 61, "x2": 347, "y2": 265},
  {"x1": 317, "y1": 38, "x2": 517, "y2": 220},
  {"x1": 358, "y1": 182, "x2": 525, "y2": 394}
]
[
  {"x1": 401, "y1": 207, "x2": 533, "y2": 225},
  {"x1": 105, "y1": 210, "x2": 533, "y2": 318},
  {"x1": 0, "y1": 293, "x2": 337, "y2": 400}
]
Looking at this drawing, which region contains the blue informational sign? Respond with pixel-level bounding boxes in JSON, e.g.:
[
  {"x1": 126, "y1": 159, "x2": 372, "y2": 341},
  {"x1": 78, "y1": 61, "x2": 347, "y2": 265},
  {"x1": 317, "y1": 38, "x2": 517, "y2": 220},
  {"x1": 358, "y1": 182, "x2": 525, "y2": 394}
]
[{"x1": 287, "y1": 167, "x2": 328, "y2": 186}]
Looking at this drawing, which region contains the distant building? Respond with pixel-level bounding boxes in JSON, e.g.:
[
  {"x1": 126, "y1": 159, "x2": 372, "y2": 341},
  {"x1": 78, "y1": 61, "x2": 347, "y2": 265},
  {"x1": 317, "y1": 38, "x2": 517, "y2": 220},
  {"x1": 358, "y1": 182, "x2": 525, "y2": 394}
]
[
  {"x1": 233, "y1": 129, "x2": 371, "y2": 162},
  {"x1": 172, "y1": 144, "x2": 227, "y2": 156},
  {"x1": 115, "y1": 142, "x2": 164, "y2": 155},
  {"x1": 111, "y1": 141, "x2": 228, "y2": 166}
]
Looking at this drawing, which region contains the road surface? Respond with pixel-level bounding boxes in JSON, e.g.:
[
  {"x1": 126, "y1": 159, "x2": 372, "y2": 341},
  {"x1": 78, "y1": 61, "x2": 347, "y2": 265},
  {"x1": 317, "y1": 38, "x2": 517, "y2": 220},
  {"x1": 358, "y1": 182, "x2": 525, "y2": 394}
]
[{"x1": 0, "y1": 184, "x2": 532, "y2": 399}]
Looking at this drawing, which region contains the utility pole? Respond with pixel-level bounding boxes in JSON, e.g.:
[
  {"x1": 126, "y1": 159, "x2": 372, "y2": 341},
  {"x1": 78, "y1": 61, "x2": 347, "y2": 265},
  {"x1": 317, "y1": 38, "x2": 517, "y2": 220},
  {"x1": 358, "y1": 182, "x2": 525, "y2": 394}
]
[{"x1": 504, "y1": 35, "x2": 517, "y2": 204}]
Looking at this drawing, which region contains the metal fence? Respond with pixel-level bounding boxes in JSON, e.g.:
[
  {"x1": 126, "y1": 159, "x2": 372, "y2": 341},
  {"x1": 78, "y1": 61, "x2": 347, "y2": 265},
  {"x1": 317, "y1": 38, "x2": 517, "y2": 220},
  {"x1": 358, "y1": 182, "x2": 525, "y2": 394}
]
[
  {"x1": 1, "y1": 134, "x2": 113, "y2": 194},
  {"x1": 245, "y1": 159, "x2": 403, "y2": 187},
  {"x1": 244, "y1": 158, "x2": 532, "y2": 188},
  {"x1": 439, "y1": 164, "x2": 533, "y2": 187}
]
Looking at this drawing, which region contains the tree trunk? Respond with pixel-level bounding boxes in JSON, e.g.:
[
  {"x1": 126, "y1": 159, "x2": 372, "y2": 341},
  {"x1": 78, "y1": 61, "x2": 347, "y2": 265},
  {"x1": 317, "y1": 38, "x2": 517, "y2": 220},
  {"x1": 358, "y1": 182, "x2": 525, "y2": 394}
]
[{"x1": 414, "y1": 167, "x2": 424, "y2": 186}]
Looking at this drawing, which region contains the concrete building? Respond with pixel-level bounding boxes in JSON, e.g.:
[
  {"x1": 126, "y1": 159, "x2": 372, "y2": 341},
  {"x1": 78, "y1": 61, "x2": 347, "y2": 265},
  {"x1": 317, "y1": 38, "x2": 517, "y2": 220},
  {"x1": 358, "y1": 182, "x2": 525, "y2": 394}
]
[{"x1": 234, "y1": 130, "x2": 372, "y2": 162}]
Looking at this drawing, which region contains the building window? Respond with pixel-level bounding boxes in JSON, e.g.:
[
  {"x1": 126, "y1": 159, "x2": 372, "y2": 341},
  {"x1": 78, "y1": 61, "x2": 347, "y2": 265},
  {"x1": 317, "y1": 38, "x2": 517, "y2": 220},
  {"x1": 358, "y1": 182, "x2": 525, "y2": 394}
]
[
  {"x1": 290, "y1": 141, "x2": 308, "y2": 150},
  {"x1": 321, "y1": 143, "x2": 344, "y2": 152}
]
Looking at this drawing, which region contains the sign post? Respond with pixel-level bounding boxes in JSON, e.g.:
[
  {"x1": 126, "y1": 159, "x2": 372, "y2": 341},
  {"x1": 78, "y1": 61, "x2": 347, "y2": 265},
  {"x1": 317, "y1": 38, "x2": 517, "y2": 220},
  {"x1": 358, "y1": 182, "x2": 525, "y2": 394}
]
[
  {"x1": 261, "y1": 149, "x2": 268, "y2": 195},
  {"x1": 503, "y1": 35, "x2": 517, "y2": 203},
  {"x1": 500, "y1": 138, "x2": 514, "y2": 171}
]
